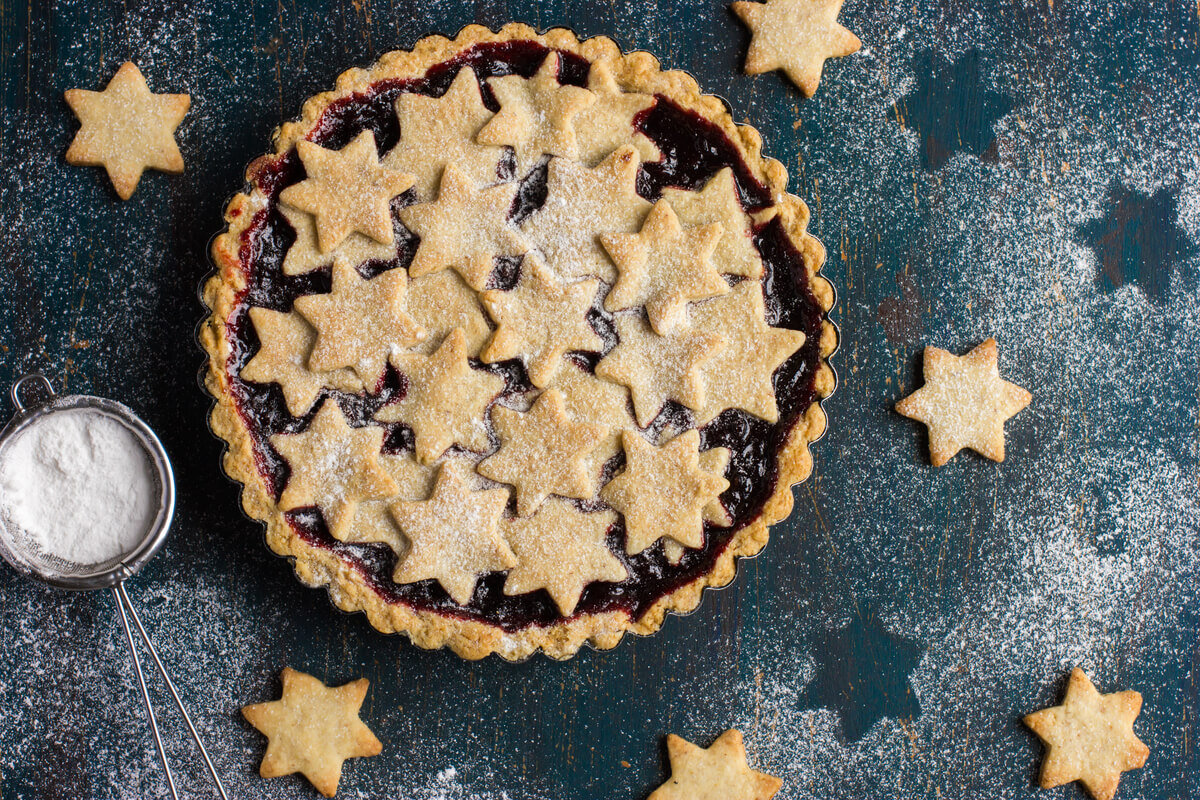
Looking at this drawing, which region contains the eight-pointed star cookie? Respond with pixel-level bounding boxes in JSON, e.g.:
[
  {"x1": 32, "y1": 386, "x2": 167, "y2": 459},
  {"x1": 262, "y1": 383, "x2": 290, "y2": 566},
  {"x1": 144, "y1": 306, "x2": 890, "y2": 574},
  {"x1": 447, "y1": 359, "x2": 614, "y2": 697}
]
[
  {"x1": 242, "y1": 667, "x2": 382, "y2": 798},
  {"x1": 389, "y1": 460, "x2": 515, "y2": 605},
  {"x1": 294, "y1": 259, "x2": 425, "y2": 388},
  {"x1": 501, "y1": 500, "x2": 626, "y2": 616},
  {"x1": 279, "y1": 130, "x2": 415, "y2": 253},
  {"x1": 603, "y1": 199, "x2": 729, "y2": 333},
  {"x1": 731, "y1": 0, "x2": 862, "y2": 97},
  {"x1": 572, "y1": 59, "x2": 660, "y2": 166},
  {"x1": 406, "y1": 270, "x2": 493, "y2": 357},
  {"x1": 480, "y1": 255, "x2": 604, "y2": 388},
  {"x1": 662, "y1": 168, "x2": 763, "y2": 279},
  {"x1": 279, "y1": 204, "x2": 399, "y2": 277},
  {"x1": 476, "y1": 52, "x2": 596, "y2": 176},
  {"x1": 648, "y1": 729, "x2": 782, "y2": 800},
  {"x1": 1023, "y1": 667, "x2": 1150, "y2": 800},
  {"x1": 895, "y1": 337, "x2": 1032, "y2": 466},
  {"x1": 269, "y1": 399, "x2": 397, "y2": 539},
  {"x1": 384, "y1": 66, "x2": 504, "y2": 198},
  {"x1": 521, "y1": 145, "x2": 652, "y2": 283},
  {"x1": 602, "y1": 430, "x2": 730, "y2": 555},
  {"x1": 375, "y1": 328, "x2": 505, "y2": 464},
  {"x1": 64, "y1": 62, "x2": 190, "y2": 200},
  {"x1": 400, "y1": 164, "x2": 527, "y2": 290},
  {"x1": 478, "y1": 388, "x2": 606, "y2": 516},
  {"x1": 336, "y1": 452, "x2": 438, "y2": 559}
]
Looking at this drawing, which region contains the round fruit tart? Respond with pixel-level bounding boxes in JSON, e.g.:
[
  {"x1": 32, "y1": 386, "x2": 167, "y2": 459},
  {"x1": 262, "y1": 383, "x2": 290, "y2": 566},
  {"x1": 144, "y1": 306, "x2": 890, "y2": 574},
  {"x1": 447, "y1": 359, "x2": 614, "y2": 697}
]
[{"x1": 201, "y1": 23, "x2": 836, "y2": 660}]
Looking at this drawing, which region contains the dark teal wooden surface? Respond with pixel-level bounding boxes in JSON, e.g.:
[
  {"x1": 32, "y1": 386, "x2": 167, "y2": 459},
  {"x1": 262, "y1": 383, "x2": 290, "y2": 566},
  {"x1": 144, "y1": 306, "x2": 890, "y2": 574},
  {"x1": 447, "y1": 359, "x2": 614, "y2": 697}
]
[{"x1": 1, "y1": 1, "x2": 1198, "y2": 798}]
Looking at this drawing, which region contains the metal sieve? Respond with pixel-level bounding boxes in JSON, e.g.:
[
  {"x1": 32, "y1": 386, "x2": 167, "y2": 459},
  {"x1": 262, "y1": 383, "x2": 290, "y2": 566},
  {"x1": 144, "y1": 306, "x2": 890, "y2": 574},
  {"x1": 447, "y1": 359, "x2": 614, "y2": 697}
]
[{"x1": 0, "y1": 374, "x2": 228, "y2": 800}]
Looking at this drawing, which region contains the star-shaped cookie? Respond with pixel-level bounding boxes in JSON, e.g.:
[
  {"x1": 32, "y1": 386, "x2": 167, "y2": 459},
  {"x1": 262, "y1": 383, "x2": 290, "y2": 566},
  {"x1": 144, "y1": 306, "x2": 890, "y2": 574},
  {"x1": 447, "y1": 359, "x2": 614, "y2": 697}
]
[
  {"x1": 476, "y1": 52, "x2": 596, "y2": 175},
  {"x1": 501, "y1": 500, "x2": 626, "y2": 616},
  {"x1": 269, "y1": 400, "x2": 398, "y2": 537},
  {"x1": 572, "y1": 59, "x2": 659, "y2": 166},
  {"x1": 389, "y1": 460, "x2": 515, "y2": 605},
  {"x1": 602, "y1": 430, "x2": 729, "y2": 555},
  {"x1": 521, "y1": 145, "x2": 652, "y2": 283},
  {"x1": 399, "y1": 164, "x2": 527, "y2": 290},
  {"x1": 554, "y1": 360, "x2": 638, "y2": 469},
  {"x1": 477, "y1": 388, "x2": 606, "y2": 516},
  {"x1": 242, "y1": 668, "x2": 382, "y2": 798},
  {"x1": 405, "y1": 270, "x2": 493, "y2": 357},
  {"x1": 279, "y1": 204, "x2": 399, "y2": 277},
  {"x1": 293, "y1": 259, "x2": 425, "y2": 388},
  {"x1": 480, "y1": 255, "x2": 603, "y2": 388},
  {"x1": 603, "y1": 199, "x2": 729, "y2": 333},
  {"x1": 731, "y1": 0, "x2": 862, "y2": 97},
  {"x1": 64, "y1": 62, "x2": 190, "y2": 200},
  {"x1": 648, "y1": 729, "x2": 782, "y2": 800},
  {"x1": 375, "y1": 327, "x2": 505, "y2": 464},
  {"x1": 894, "y1": 337, "x2": 1032, "y2": 466},
  {"x1": 662, "y1": 168, "x2": 763, "y2": 279},
  {"x1": 336, "y1": 452, "x2": 437, "y2": 557},
  {"x1": 279, "y1": 130, "x2": 414, "y2": 253},
  {"x1": 663, "y1": 446, "x2": 733, "y2": 564},
  {"x1": 1024, "y1": 668, "x2": 1150, "y2": 800}
]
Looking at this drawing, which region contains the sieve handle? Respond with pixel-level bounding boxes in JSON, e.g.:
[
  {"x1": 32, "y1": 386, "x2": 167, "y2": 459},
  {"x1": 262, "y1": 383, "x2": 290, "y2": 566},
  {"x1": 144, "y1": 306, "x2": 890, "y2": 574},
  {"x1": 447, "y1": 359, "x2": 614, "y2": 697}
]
[{"x1": 10, "y1": 374, "x2": 55, "y2": 413}]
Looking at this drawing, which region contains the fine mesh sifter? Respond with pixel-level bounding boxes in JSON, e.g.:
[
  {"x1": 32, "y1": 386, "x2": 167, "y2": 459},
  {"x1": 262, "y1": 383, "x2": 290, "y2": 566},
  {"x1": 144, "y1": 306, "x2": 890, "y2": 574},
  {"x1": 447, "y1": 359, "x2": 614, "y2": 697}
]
[{"x1": 0, "y1": 374, "x2": 228, "y2": 800}]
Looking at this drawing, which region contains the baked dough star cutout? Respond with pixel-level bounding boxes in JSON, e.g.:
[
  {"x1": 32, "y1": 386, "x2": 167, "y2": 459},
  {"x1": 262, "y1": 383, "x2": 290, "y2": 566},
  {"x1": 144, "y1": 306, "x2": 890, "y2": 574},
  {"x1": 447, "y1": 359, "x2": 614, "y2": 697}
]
[
  {"x1": 375, "y1": 327, "x2": 505, "y2": 464},
  {"x1": 405, "y1": 270, "x2": 493, "y2": 358},
  {"x1": 279, "y1": 204, "x2": 398, "y2": 277},
  {"x1": 572, "y1": 59, "x2": 660, "y2": 166},
  {"x1": 389, "y1": 460, "x2": 515, "y2": 605},
  {"x1": 662, "y1": 167, "x2": 764, "y2": 279},
  {"x1": 270, "y1": 400, "x2": 398, "y2": 538},
  {"x1": 1023, "y1": 667, "x2": 1150, "y2": 800},
  {"x1": 895, "y1": 337, "x2": 1032, "y2": 466},
  {"x1": 279, "y1": 130, "x2": 415, "y2": 253},
  {"x1": 648, "y1": 729, "x2": 782, "y2": 800},
  {"x1": 336, "y1": 452, "x2": 437, "y2": 556},
  {"x1": 602, "y1": 430, "x2": 729, "y2": 555},
  {"x1": 242, "y1": 667, "x2": 382, "y2": 798},
  {"x1": 64, "y1": 62, "x2": 190, "y2": 200},
  {"x1": 731, "y1": 0, "x2": 862, "y2": 97}
]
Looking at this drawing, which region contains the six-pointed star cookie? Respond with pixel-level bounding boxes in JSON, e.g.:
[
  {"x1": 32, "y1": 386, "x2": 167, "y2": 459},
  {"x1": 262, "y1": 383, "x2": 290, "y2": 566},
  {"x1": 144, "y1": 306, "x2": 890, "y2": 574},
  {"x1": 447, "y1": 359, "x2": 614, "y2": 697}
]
[
  {"x1": 242, "y1": 667, "x2": 382, "y2": 798},
  {"x1": 501, "y1": 500, "x2": 626, "y2": 616},
  {"x1": 400, "y1": 164, "x2": 527, "y2": 290},
  {"x1": 603, "y1": 199, "x2": 729, "y2": 333},
  {"x1": 481, "y1": 255, "x2": 604, "y2": 388},
  {"x1": 389, "y1": 460, "x2": 515, "y2": 605},
  {"x1": 269, "y1": 400, "x2": 398, "y2": 538},
  {"x1": 521, "y1": 145, "x2": 652, "y2": 283},
  {"x1": 279, "y1": 204, "x2": 398, "y2": 277},
  {"x1": 554, "y1": 359, "x2": 638, "y2": 468},
  {"x1": 476, "y1": 52, "x2": 596, "y2": 175},
  {"x1": 375, "y1": 327, "x2": 505, "y2": 463},
  {"x1": 662, "y1": 168, "x2": 763, "y2": 279},
  {"x1": 478, "y1": 388, "x2": 606, "y2": 516},
  {"x1": 64, "y1": 62, "x2": 190, "y2": 200},
  {"x1": 731, "y1": 0, "x2": 862, "y2": 97},
  {"x1": 648, "y1": 729, "x2": 782, "y2": 800},
  {"x1": 602, "y1": 430, "x2": 729, "y2": 555},
  {"x1": 294, "y1": 259, "x2": 425, "y2": 388},
  {"x1": 405, "y1": 270, "x2": 493, "y2": 357},
  {"x1": 1024, "y1": 668, "x2": 1150, "y2": 800},
  {"x1": 895, "y1": 337, "x2": 1032, "y2": 466},
  {"x1": 384, "y1": 66, "x2": 504, "y2": 198},
  {"x1": 279, "y1": 130, "x2": 415, "y2": 253},
  {"x1": 663, "y1": 446, "x2": 733, "y2": 564},
  {"x1": 336, "y1": 452, "x2": 438, "y2": 556},
  {"x1": 572, "y1": 59, "x2": 660, "y2": 165}
]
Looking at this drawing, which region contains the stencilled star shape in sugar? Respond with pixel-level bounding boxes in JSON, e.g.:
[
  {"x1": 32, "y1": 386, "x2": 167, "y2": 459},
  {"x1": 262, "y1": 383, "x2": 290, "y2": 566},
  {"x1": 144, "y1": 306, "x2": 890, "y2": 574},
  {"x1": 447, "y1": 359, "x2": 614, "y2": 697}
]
[
  {"x1": 375, "y1": 328, "x2": 505, "y2": 464},
  {"x1": 894, "y1": 337, "x2": 1032, "y2": 467},
  {"x1": 279, "y1": 130, "x2": 415, "y2": 253},
  {"x1": 603, "y1": 199, "x2": 729, "y2": 333},
  {"x1": 501, "y1": 500, "x2": 626, "y2": 616},
  {"x1": 572, "y1": 59, "x2": 660, "y2": 166},
  {"x1": 384, "y1": 67, "x2": 504, "y2": 198},
  {"x1": 648, "y1": 729, "x2": 782, "y2": 800},
  {"x1": 477, "y1": 388, "x2": 606, "y2": 516},
  {"x1": 554, "y1": 360, "x2": 637, "y2": 470},
  {"x1": 293, "y1": 259, "x2": 426, "y2": 388},
  {"x1": 269, "y1": 399, "x2": 397, "y2": 539},
  {"x1": 389, "y1": 460, "x2": 515, "y2": 605},
  {"x1": 480, "y1": 255, "x2": 604, "y2": 388},
  {"x1": 596, "y1": 314, "x2": 724, "y2": 426},
  {"x1": 279, "y1": 204, "x2": 399, "y2": 277},
  {"x1": 405, "y1": 270, "x2": 493, "y2": 357},
  {"x1": 521, "y1": 145, "x2": 652, "y2": 283},
  {"x1": 731, "y1": 0, "x2": 862, "y2": 97},
  {"x1": 64, "y1": 62, "x2": 190, "y2": 200},
  {"x1": 663, "y1": 446, "x2": 732, "y2": 564},
  {"x1": 399, "y1": 164, "x2": 527, "y2": 290},
  {"x1": 240, "y1": 307, "x2": 363, "y2": 417},
  {"x1": 662, "y1": 168, "x2": 763, "y2": 279},
  {"x1": 602, "y1": 429, "x2": 729, "y2": 555},
  {"x1": 476, "y1": 52, "x2": 596, "y2": 175},
  {"x1": 336, "y1": 453, "x2": 437, "y2": 559},
  {"x1": 689, "y1": 281, "x2": 806, "y2": 424},
  {"x1": 242, "y1": 667, "x2": 382, "y2": 798},
  {"x1": 1023, "y1": 668, "x2": 1150, "y2": 800}
]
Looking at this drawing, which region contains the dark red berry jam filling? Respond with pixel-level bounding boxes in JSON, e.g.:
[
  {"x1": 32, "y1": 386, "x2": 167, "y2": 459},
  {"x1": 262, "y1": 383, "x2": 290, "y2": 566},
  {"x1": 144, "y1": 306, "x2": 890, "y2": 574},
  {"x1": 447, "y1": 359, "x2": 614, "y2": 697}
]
[{"x1": 224, "y1": 41, "x2": 830, "y2": 631}]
